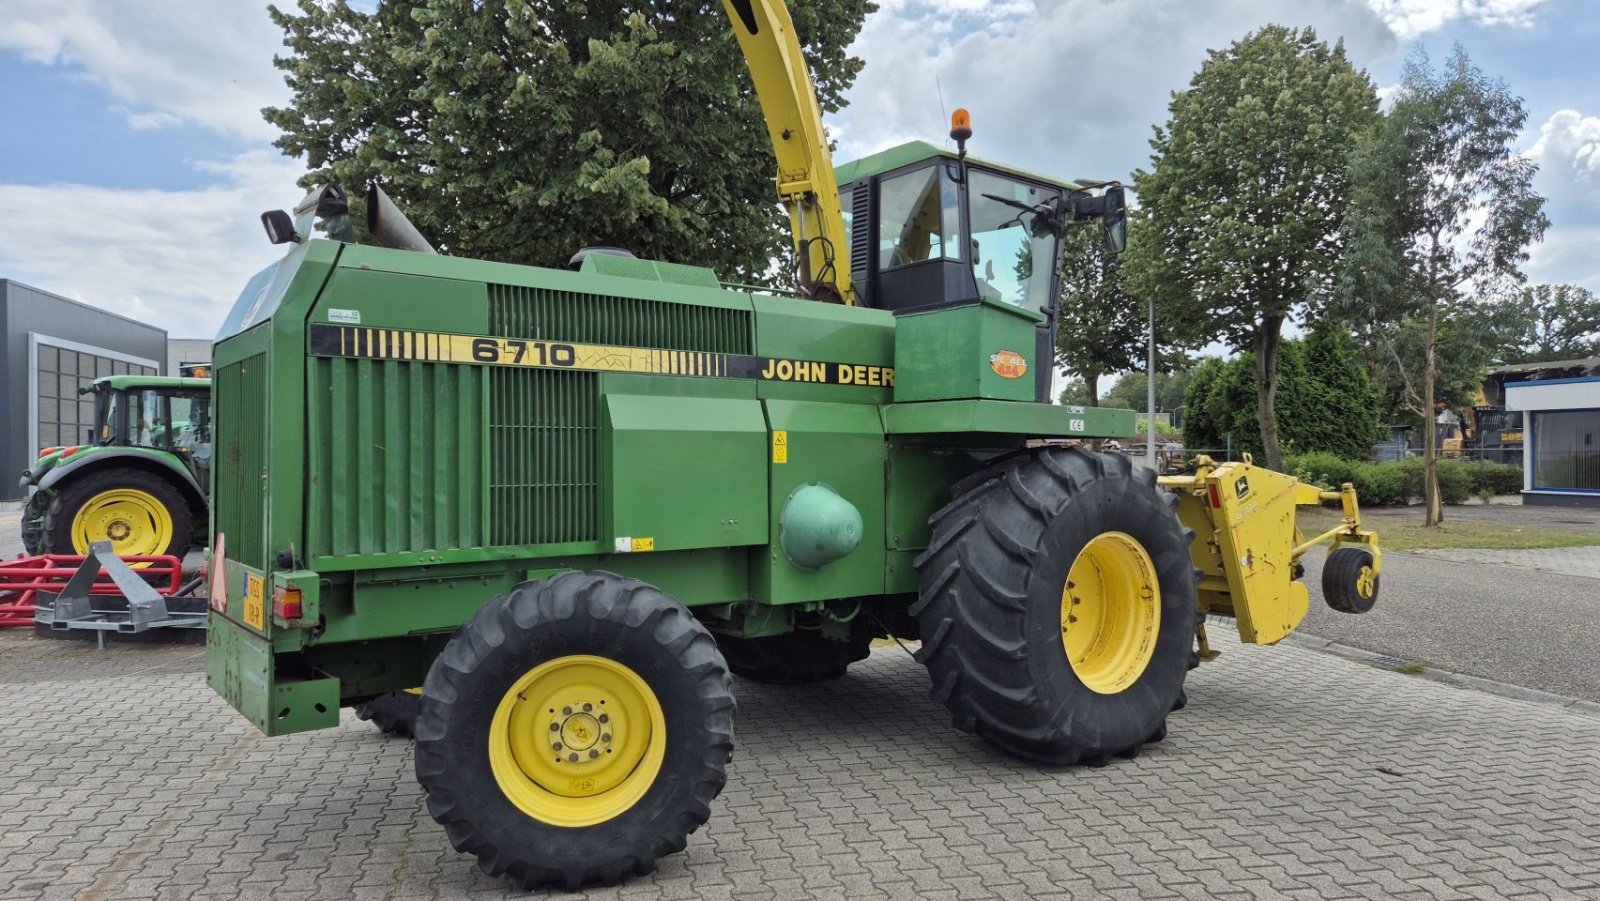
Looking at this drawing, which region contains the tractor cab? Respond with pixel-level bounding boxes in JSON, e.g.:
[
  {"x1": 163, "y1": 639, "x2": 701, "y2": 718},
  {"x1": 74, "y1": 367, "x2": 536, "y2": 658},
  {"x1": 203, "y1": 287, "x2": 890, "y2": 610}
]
[
  {"x1": 81, "y1": 377, "x2": 212, "y2": 474},
  {"x1": 835, "y1": 140, "x2": 1126, "y2": 401}
]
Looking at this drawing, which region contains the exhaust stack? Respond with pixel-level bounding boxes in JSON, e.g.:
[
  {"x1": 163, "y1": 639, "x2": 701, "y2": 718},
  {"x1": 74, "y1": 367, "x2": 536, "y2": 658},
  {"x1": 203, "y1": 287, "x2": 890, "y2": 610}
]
[{"x1": 365, "y1": 183, "x2": 437, "y2": 254}]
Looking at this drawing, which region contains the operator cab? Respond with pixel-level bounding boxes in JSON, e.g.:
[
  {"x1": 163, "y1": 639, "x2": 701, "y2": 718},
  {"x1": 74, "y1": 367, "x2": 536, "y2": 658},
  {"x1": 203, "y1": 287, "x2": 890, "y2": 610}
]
[{"x1": 835, "y1": 139, "x2": 1126, "y2": 400}]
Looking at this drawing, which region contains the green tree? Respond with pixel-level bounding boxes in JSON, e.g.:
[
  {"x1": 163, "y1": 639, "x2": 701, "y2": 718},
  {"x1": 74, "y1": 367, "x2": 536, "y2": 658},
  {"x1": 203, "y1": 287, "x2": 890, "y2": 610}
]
[
  {"x1": 1498, "y1": 284, "x2": 1600, "y2": 362},
  {"x1": 1182, "y1": 356, "x2": 1257, "y2": 454},
  {"x1": 1340, "y1": 46, "x2": 1547, "y2": 525},
  {"x1": 1056, "y1": 377, "x2": 1094, "y2": 407},
  {"x1": 1099, "y1": 369, "x2": 1194, "y2": 413},
  {"x1": 264, "y1": 0, "x2": 875, "y2": 281},
  {"x1": 1128, "y1": 26, "x2": 1379, "y2": 472},
  {"x1": 1054, "y1": 226, "x2": 1143, "y2": 406}
]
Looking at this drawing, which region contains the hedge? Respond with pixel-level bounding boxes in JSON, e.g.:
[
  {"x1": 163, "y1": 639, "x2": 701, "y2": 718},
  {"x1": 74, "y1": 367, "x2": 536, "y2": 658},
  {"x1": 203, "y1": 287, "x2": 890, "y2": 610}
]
[{"x1": 1286, "y1": 452, "x2": 1522, "y2": 506}]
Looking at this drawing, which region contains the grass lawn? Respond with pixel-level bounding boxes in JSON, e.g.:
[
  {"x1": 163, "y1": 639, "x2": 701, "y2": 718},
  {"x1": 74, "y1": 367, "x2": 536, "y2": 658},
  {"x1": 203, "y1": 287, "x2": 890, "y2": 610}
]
[{"x1": 1298, "y1": 508, "x2": 1600, "y2": 552}]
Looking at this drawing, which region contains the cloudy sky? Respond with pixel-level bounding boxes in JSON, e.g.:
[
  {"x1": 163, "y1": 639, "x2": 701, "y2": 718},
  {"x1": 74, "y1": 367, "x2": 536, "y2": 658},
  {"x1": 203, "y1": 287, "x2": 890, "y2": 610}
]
[{"x1": 0, "y1": 0, "x2": 1596, "y2": 339}]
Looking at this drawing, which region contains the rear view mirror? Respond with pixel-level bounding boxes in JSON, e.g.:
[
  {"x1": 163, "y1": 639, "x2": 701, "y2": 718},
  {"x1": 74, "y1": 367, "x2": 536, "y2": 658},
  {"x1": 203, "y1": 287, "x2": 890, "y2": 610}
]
[
  {"x1": 261, "y1": 209, "x2": 299, "y2": 245},
  {"x1": 1101, "y1": 186, "x2": 1127, "y2": 254}
]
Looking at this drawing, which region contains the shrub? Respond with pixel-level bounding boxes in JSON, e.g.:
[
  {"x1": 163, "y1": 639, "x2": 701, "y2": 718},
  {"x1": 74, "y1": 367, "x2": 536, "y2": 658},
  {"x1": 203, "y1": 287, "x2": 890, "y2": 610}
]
[
  {"x1": 1465, "y1": 460, "x2": 1523, "y2": 496},
  {"x1": 1282, "y1": 454, "x2": 1521, "y2": 505}
]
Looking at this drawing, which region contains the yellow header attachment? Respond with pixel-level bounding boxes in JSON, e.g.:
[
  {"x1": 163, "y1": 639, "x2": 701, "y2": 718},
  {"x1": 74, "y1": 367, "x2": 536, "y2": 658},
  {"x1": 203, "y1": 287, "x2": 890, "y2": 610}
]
[{"x1": 723, "y1": 0, "x2": 853, "y2": 304}]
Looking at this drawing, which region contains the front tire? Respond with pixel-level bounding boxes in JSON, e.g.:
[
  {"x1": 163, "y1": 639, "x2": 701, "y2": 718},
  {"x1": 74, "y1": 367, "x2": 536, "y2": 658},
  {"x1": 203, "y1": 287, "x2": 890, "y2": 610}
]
[
  {"x1": 44, "y1": 467, "x2": 193, "y2": 559},
  {"x1": 912, "y1": 447, "x2": 1196, "y2": 765},
  {"x1": 414, "y1": 572, "x2": 734, "y2": 890}
]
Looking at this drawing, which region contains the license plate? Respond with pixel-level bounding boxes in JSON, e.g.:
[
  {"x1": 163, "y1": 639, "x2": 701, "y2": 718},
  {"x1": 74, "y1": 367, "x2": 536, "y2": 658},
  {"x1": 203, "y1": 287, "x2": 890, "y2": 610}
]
[{"x1": 244, "y1": 573, "x2": 265, "y2": 630}]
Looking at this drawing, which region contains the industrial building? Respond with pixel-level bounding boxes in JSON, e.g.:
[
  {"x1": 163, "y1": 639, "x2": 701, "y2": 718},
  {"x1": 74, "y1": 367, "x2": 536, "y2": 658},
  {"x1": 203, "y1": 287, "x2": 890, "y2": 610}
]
[
  {"x1": 1503, "y1": 356, "x2": 1600, "y2": 508},
  {"x1": 0, "y1": 280, "x2": 169, "y2": 502}
]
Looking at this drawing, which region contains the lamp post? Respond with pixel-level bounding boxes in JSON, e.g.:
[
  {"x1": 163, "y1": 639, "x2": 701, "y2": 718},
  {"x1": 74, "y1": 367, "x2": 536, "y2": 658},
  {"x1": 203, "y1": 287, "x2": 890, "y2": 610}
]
[{"x1": 1146, "y1": 293, "x2": 1156, "y2": 464}]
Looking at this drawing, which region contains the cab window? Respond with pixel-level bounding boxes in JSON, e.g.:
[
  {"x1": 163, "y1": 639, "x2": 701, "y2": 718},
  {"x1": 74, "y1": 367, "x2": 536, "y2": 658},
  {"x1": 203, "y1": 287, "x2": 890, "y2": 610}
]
[
  {"x1": 968, "y1": 169, "x2": 1059, "y2": 309},
  {"x1": 878, "y1": 165, "x2": 960, "y2": 269}
]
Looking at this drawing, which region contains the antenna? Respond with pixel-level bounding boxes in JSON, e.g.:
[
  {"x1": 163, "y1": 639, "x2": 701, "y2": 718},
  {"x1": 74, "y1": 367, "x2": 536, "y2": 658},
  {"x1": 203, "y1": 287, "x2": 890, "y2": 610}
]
[{"x1": 935, "y1": 74, "x2": 950, "y2": 147}]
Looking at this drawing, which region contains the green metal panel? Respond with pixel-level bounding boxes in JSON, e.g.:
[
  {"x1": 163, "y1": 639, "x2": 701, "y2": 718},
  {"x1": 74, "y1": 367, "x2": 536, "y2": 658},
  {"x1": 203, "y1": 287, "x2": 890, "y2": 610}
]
[
  {"x1": 307, "y1": 357, "x2": 485, "y2": 557},
  {"x1": 894, "y1": 298, "x2": 1042, "y2": 403},
  {"x1": 603, "y1": 394, "x2": 768, "y2": 552},
  {"x1": 207, "y1": 601, "x2": 339, "y2": 736},
  {"x1": 312, "y1": 268, "x2": 489, "y2": 333},
  {"x1": 213, "y1": 350, "x2": 268, "y2": 569},
  {"x1": 749, "y1": 294, "x2": 895, "y2": 404},
  {"x1": 885, "y1": 443, "x2": 995, "y2": 551},
  {"x1": 758, "y1": 399, "x2": 887, "y2": 603},
  {"x1": 883, "y1": 399, "x2": 1137, "y2": 439}
]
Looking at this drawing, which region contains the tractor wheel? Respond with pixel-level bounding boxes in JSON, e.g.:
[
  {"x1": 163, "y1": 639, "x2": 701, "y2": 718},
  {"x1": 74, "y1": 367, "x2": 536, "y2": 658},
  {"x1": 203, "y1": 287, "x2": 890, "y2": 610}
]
[
  {"x1": 1322, "y1": 547, "x2": 1380, "y2": 614},
  {"x1": 414, "y1": 571, "x2": 734, "y2": 891},
  {"x1": 716, "y1": 631, "x2": 871, "y2": 684},
  {"x1": 912, "y1": 446, "x2": 1197, "y2": 765},
  {"x1": 20, "y1": 491, "x2": 50, "y2": 554},
  {"x1": 354, "y1": 690, "x2": 421, "y2": 738},
  {"x1": 44, "y1": 467, "x2": 193, "y2": 559}
]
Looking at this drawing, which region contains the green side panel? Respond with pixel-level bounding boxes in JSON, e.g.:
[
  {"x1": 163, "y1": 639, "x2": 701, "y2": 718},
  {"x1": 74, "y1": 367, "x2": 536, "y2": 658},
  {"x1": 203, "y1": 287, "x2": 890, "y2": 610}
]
[
  {"x1": 883, "y1": 399, "x2": 1137, "y2": 439},
  {"x1": 603, "y1": 394, "x2": 768, "y2": 552},
  {"x1": 894, "y1": 298, "x2": 1042, "y2": 403},
  {"x1": 307, "y1": 358, "x2": 485, "y2": 557},
  {"x1": 311, "y1": 268, "x2": 489, "y2": 333},
  {"x1": 885, "y1": 549, "x2": 921, "y2": 595},
  {"x1": 750, "y1": 294, "x2": 895, "y2": 404},
  {"x1": 758, "y1": 399, "x2": 887, "y2": 603},
  {"x1": 207, "y1": 611, "x2": 339, "y2": 736},
  {"x1": 885, "y1": 444, "x2": 995, "y2": 551},
  {"x1": 579, "y1": 253, "x2": 724, "y2": 290},
  {"x1": 213, "y1": 346, "x2": 269, "y2": 569}
]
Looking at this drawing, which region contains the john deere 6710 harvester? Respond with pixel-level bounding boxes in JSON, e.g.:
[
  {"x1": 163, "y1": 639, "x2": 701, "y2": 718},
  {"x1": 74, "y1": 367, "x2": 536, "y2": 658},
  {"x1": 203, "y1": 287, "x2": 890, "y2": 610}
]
[{"x1": 206, "y1": 0, "x2": 1382, "y2": 889}]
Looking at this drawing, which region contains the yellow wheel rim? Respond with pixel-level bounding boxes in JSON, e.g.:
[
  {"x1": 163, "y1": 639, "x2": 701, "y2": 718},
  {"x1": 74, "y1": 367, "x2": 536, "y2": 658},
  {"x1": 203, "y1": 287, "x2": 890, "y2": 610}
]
[
  {"x1": 1061, "y1": 531, "x2": 1162, "y2": 695},
  {"x1": 1356, "y1": 565, "x2": 1377, "y2": 599},
  {"x1": 70, "y1": 488, "x2": 174, "y2": 557},
  {"x1": 488, "y1": 655, "x2": 665, "y2": 828}
]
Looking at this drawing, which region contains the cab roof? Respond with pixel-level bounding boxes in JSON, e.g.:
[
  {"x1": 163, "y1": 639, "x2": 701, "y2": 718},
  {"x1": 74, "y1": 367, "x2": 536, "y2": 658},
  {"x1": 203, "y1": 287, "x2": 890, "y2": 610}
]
[
  {"x1": 834, "y1": 140, "x2": 1083, "y2": 191},
  {"x1": 91, "y1": 375, "x2": 210, "y2": 391}
]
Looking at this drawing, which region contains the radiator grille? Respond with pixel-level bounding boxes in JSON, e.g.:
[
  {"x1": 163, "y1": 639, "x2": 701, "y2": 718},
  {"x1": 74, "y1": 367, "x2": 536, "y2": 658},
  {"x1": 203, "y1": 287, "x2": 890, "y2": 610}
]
[
  {"x1": 488, "y1": 284, "x2": 753, "y2": 354},
  {"x1": 489, "y1": 368, "x2": 599, "y2": 546},
  {"x1": 214, "y1": 353, "x2": 267, "y2": 569},
  {"x1": 484, "y1": 283, "x2": 752, "y2": 547},
  {"x1": 308, "y1": 357, "x2": 484, "y2": 556}
]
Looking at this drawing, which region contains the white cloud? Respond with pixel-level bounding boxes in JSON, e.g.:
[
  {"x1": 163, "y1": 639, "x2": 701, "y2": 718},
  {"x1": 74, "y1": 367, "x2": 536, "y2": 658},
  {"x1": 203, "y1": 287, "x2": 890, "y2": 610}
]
[
  {"x1": 1361, "y1": 0, "x2": 1547, "y2": 39},
  {"x1": 832, "y1": 0, "x2": 1400, "y2": 183},
  {"x1": 0, "y1": 0, "x2": 287, "y2": 140},
  {"x1": 1524, "y1": 109, "x2": 1600, "y2": 291},
  {"x1": 1530, "y1": 109, "x2": 1600, "y2": 186},
  {"x1": 0, "y1": 151, "x2": 306, "y2": 338}
]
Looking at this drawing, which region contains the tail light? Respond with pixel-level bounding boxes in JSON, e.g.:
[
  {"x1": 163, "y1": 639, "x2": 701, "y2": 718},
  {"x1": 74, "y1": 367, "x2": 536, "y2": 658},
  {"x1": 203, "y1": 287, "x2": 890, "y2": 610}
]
[
  {"x1": 1207, "y1": 482, "x2": 1223, "y2": 509},
  {"x1": 273, "y1": 585, "x2": 303, "y2": 621}
]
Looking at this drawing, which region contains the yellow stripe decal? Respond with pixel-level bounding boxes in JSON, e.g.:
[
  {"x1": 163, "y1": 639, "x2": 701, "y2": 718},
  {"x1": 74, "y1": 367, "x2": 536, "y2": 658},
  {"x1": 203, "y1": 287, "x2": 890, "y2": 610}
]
[{"x1": 307, "y1": 324, "x2": 896, "y2": 388}]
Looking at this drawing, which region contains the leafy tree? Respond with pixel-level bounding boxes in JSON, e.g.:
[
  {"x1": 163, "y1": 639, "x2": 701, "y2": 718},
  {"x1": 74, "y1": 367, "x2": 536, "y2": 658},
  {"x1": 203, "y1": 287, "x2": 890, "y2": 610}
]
[
  {"x1": 264, "y1": 0, "x2": 875, "y2": 282},
  {"x1": 1056, "y1": 377, "x2": 1094, "y2": 407},
  {"x1": 1181, "y1": 330, "x2": 1383, "y2": 460},
  {"x1": 1054, "y1": 227, "x2": 1143, "y2": 406},
  {"x1": 1339, "y1": 46, "x2": 1547, "y2": 524},
  {"x1": 1497, "y1": 284, "x2": 1600, "y2": 362},
  {"x1": 1128, "y1": 26, "x2": 1379, "y2": 472},
  {"x1": 1099, "y1": 369, "x2": 1195, "y2": 413}
]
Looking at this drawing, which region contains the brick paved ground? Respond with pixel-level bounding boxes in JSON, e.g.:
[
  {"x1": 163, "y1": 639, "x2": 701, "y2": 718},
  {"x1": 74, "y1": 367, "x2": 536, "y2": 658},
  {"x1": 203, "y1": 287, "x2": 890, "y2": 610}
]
[
  {"x1": 3, "y1": 628, "x2": 1599, "y2": 900},
  {"x1": 1408, "y1": 545, "x2": 1600, "y2": 580}
]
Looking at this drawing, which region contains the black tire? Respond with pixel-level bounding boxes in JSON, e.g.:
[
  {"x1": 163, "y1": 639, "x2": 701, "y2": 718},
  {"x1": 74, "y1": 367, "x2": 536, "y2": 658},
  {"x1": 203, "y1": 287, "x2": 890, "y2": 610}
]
[
  {"x1": 716, "y1": 630, "x2": 871, "y2": 684},
  {"x1": 43, "y1": 467, "x2": 194, "y2": 559},
  {"x1": 20, "y1": 490, "x2": 49, "y2": 554},
  {"x1": 1322, "y1": 547, "x2": 1380, "y2": 614},
  {"x1": 354, "y1": 691, "x2": 421, "y2": 738},
  {"x1": 414, "y1": 571, "x2": 734, "y2": 891},
  {"x1": 912, "y1": 446, "x2": 1197, "y2": 765}
]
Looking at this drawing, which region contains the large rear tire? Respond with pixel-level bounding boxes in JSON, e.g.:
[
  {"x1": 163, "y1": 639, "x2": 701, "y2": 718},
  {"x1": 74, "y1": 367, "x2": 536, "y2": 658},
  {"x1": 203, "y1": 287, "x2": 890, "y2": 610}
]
[
  {"x1": 414, "y1": 572, "x2": 734, "y2": 890},
  {"x1": 716, "y1": 630, "x2": 871, "y2": 684},
  {"x1": 912, "y1": 447, "x2": 1196, "y2": 765},
  {"x1": 20, "y1": 490, "x2": 49, "y2": 555},
  {"x1": 44, "y1": 467, "x2": 193, "y2": 559}
]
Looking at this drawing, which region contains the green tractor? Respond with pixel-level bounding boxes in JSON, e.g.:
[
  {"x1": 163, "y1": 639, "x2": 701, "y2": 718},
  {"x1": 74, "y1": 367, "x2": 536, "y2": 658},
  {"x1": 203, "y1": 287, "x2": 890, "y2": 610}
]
[
  {"x1": 19, "y1": 374, "x2": 211, "y2": 559},
  {"x1": 204, "y1": 0, "x2": 1381, "y2": 890}
]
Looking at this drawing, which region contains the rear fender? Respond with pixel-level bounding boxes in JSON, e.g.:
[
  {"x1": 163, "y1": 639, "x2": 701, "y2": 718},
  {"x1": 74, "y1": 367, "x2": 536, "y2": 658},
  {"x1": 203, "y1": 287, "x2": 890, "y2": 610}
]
[{"x1": 37, "y1": 448, "x2": 207, "y2": 527}]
